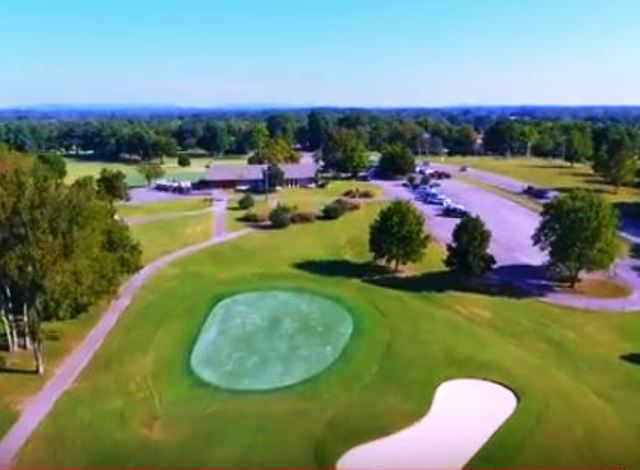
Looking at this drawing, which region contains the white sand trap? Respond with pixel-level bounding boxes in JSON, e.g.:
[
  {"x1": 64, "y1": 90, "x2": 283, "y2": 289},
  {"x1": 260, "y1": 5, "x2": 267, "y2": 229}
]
[{"x1": 337, "y1": 378, "x2": 518, "y2": 469}]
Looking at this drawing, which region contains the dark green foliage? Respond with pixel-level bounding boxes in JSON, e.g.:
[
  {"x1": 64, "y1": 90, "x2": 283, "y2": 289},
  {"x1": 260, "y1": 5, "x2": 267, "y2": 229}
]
[
  {"x1": 237, "y1": 193, "x2": 255, "y2": 210},
  {"x1": 445, "y1": 216, "x2": 496, "y2": 277},
  {"x1": 0, "y1": 161, "x2": 141, "y2": 372},
  {"x1": 199, "y1": 122, "x2": 231, "y2": 155},
  {"x1": 35, "y1": 153, "x2": 67, "y2": 179},
  {"x1": 269, "y1": 204, "x2": 293, "y2": 229},
  {"x1": 264, "y1": 163, "x2": 285, "y2": 191},
  {"x1": 240, "y1": 211, "x2": 267, "y2": 223},
  {"x1": 533, "y1": 190, "x2": 619, "y2": 287},
  {"x1": 322, "y1": 128, "x2": 369, "y2": 175},
  {"x1": 369, "y1": 200, "x2": 429, "y2": 270},
  {"x1": 321, "y1": 199, "x2": 349, "y2": 220},
  {"x1": 136, "y1": 163, "x2": 166, "y2": 186},
  {"x1": 377, "y1": 144, "x2": 415, "y2": 177},
  {"x1": 177, "y1": 154, "x2": 191, "y2": 167},
  {"x1": 96, "y1": 168, "x2": 129, "y2": 201}
]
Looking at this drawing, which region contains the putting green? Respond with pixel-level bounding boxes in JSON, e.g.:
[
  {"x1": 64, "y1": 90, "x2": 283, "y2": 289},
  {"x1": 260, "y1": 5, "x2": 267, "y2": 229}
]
[{"x1": 190, "y1": 290, "x2": 354, "y2": 391}]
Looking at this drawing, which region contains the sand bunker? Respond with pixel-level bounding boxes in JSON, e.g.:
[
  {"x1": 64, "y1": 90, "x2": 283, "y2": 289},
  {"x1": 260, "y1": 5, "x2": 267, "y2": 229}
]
[{"x1": 337, "y1": 378, "x2": 517, "y2": 469}]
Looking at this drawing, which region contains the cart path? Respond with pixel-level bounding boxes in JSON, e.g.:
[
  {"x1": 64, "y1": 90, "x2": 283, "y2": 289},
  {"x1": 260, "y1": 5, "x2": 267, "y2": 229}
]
[
  {"x1": 377, "y1": 178, "x2": 640, "y2": 312},
  {"x1": 337, "y1": 379, "x2": 518, "y2": 469},
  {"x1": 0, "y1": 200, "x2": 250, "y2": 467}
]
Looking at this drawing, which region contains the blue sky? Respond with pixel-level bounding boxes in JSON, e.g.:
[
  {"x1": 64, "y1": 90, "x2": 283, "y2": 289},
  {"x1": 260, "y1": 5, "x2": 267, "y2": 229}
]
[{"x1": 1, "y1": 0, "x2": 639, "y2": 107}]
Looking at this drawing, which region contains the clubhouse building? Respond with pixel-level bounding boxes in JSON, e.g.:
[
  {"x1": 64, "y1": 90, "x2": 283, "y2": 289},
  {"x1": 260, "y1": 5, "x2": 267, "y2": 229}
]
[{"x1": 199, "y1": 162, "x2": 317, "y2": 190}]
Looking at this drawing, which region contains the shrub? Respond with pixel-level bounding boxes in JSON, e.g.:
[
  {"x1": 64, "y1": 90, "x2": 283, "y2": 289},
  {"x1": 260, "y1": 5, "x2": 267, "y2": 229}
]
[
  {"x1": 240, "y1": 211, "x2": 267, "y2": 223},
  {"x1": 237, "y1": 193, "x2": 255, "y2": 210},
  {"x1": 269, "y1": 204, "x2": 293, "y2": 228},
  {"x1": 290, "y1": 211, "x2": 316, "y2": 224},
  {"x1": 317, "y1": 179, "x2": 329, "y2": 189},
  {"x1": 321, "y1": 198, "x2": 350, "y2": 220},
  {"x1": 342, "y1": 188, "x2": 375, "y2": 199},
  {"x1": 177, "y1": 154, "x2": 191, "y2": 167}
]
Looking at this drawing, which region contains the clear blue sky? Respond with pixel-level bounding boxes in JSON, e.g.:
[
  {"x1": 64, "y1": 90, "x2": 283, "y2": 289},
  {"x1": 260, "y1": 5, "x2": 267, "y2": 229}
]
[{"x1": 1, "y1": 0, "x2": 639, "y2": 107}]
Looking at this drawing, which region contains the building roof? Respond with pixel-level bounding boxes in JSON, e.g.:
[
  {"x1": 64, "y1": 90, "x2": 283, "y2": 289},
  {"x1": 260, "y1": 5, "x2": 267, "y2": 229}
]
[{"x1": 203, "y1": 162, "x2": 317, "y2": 182}]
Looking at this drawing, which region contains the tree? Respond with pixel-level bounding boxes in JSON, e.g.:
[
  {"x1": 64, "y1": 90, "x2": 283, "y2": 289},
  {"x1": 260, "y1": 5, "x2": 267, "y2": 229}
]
[
  {"x1": 269, "y1": 204, "x2": 292, "y2": 228},
  {"x1": 322, "y1": 128, "x2": 369, "y2": 176},
  {"x1": 263, "y1": 163, "x2": 284, "y2": 192},
  {"x1": 0, "y1": 162, "x2": 140, "y2": 373},
  {"x1": 250, "y1": 123, "x2": 269, "y2": 155},
  {"x1": 35, "y1": 153, "x2": 67, "y2": 179},
  {"x1": 377, "y1": 144, "x2": 415, "y2": 178},
  {"x1": 307, "y1": 111, "x2": 331, "y2": 150},
  {"x1": 199, "y1": 122, "x2": 231, "y2": 156},
  {"x1": 177, "y1": 154, "x2": 191, "y2": 167},
  {"x1": 151, "y1": 135, "x2": 178, "y2": 161},
  {"x1": 369, "y1": 200, "x2": 429, "y2": 271},
  {"x1": 445, "y1": 216, "x2": 496, "y2": 277},
  {"x1": 532, "y1": 190, "x2": 619, "y2": 287},
  {"x1": 96, "y1": 168, "x2": 129, "y2": 201},
  {"x1": 249, "y1": 138, "x2": 300, "y2": 164},
  {"x1": 237, "y1": 193, "x2": 255, "y2": 210},
  {"x1": 266, "y1": 114, "x2": 295, "y2": 143},
  {"x1": 136, "y1": 163, "x2": 165, "y2": 186}
]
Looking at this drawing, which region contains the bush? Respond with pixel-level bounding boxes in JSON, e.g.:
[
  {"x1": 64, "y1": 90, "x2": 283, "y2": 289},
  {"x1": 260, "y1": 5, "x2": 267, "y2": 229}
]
[
  {"x1": 342, "y1": 188, "x2": 375, "y2": 199},
  {"x1": 240, "y1": 211, "x2": 267, "y2": 223},
  {"x1": 317, "y1": 179, "x2": 329, "y2": 189},
  {"x1": 321, "y1": 198, "x2": 349, "y2": 220},
  {"x1": 237, "y1": 193, "x2": 255, "y2": 210},
  {"x1": 290, "y1": 211, "x2": 316, "y2": 224},
  {"x1": 177, "y1": 154, "x2": 191, "y2": 167},
  {"x1": 269, "y1": 204, "x2": 293, "y2": 228}
]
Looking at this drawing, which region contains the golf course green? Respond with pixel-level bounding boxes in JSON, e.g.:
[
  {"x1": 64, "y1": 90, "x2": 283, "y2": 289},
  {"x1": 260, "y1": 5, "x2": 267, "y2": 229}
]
[{"x1": 191, "y1": 290, "x2": 353, "y2": 390}]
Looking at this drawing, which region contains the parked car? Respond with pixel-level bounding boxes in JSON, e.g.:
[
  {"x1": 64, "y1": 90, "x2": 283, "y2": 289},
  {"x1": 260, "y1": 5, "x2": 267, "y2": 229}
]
[
  {"x1": 426, "y1": 194, "x2": 451, "y2": 206},
  {"x1": 523, "y1": 185, "x2": 552, "y2": 199},
  {"x1": 442, "y1": 203, "x2": 469, "y2": 218},
  {"x1": 430, "y1": 170, "x2": 452, "y2": 180}
]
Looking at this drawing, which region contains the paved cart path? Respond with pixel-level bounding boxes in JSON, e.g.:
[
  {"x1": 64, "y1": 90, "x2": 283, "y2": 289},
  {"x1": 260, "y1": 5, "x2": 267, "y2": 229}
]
[{"x1": 0, "y1": 200, "x2": 250, "y2": 467}]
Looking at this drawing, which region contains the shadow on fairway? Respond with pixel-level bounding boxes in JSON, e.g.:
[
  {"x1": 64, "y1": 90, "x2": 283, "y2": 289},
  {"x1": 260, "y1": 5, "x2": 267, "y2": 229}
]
[
  {"x1": 620, "y1": 353, "x2": 640, "y2": 366},
  {"x1": 294, "y1": 260, "x2": 551, "y2": 299}
]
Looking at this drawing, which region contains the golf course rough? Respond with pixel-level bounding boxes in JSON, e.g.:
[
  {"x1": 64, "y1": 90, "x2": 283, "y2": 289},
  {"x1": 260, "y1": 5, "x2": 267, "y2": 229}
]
[{"x1": 190, "y1": 290, "x2": 354, "y2": 391}]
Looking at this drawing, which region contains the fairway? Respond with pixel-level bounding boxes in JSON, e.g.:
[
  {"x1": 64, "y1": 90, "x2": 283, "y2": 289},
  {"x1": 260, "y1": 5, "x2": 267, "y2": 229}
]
[
  {"x1": 13, "y1": 202, "x2": 640, "y2": 468},
  {"x1": 191, "y1": 290, "x2": 353, "y2": 391}
]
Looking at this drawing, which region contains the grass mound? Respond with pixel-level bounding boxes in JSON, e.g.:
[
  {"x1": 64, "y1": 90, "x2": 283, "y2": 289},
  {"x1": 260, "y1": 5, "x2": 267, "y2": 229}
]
[{"x1": 190, "y1": 290, "x2": 353, "y2": 390}]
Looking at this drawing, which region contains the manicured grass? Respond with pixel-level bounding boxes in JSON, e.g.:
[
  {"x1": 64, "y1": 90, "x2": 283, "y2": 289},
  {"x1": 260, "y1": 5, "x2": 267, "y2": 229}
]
[
  {"x1": 0, "y1": 301, "x2": 107, "y2": 439},
  {"x1": 227, "y1": 181, "x2": 383, "y2": 231},
  {"x1": 191, "y1": 290, "x2": 353, "y2": 391},
  {"x1": 130, "y1": 212, "x2": 213, "y2": 265},
  {"x1": 64, "y1": 155, "x2": 247, "y2": 187},
  {"x1": 118, "y1": 198, "x2": 211, "y2": 219},
  {"x1": 443, "y1": 156, "x2": 640, "y2": 204},
  {"x1": 15, "y1": 202, "x2": 640, "y2": 468}
]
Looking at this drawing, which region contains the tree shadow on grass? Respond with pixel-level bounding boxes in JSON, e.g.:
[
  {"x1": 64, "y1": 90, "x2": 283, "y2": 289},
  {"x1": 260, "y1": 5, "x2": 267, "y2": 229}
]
[
  {"x1": 0, "y1": 357, "x2": 36, "y2": 375},
  {"x1": 294, "y1": 259, "x2": 551, "y2": 299},
  {"x1": 620, "y1": 353, "x2": 640, "y2": 366}
]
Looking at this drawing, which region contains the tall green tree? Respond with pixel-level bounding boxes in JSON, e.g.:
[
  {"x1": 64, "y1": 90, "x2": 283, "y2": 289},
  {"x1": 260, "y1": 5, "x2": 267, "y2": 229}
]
[
  {"x1": 0, "y1": 162, "x2": 140, "y2": 373},
  {"x1": 136, "y1": 163, "x2": 166, "y2": 186},
  {"x1": 369, "y1": 200, "x2": 429, "y2": 271},
  {"x1": 96, "y1": 168, "x2": 129, "y2": 201},
  {"x1": 445, "y1": 216, "x2": 496, "y2": 277},
  {"x1": 377, "y1": 144, "x2": 415, "y2": 178},
  {"x1": 322, "y1": 128, "x2": 369, "y2": 176},
  {"x1": 532, "y1": 190, "x2": 619, "y2": 287},
  {"x1": 199, "y1": 122, "x2": 231, "y2": 156},
  {"x1": 307, "y1": 111, "x2": 331, "y2": 150}
]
